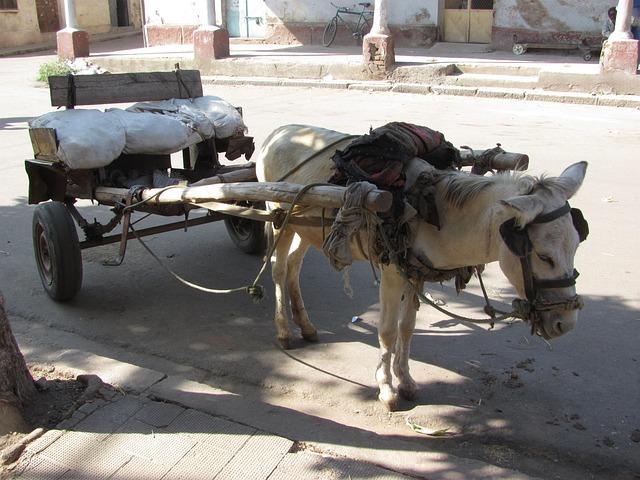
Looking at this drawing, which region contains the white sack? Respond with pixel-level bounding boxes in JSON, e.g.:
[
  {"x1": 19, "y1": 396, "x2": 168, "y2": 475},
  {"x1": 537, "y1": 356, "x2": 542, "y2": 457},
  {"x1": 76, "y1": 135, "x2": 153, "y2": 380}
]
[
  {"x1": 127, "y1": 95, "x2": 245, "y2": 139},
  {"x1": 190, "y1": 96, "x2": 246, "y2": 138},
  {"x1": 29, "y1": 109, "x2": 125, "y2": 169},
  {"x1": 105, "y1": 109, "x2": 202, "y2": 155}
]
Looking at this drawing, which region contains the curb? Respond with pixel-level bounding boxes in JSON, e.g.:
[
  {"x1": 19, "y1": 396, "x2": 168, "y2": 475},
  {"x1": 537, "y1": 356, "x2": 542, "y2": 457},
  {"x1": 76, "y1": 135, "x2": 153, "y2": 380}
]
[{"x1": 201, "y1": 75, "x2": 640, "y2": 109}]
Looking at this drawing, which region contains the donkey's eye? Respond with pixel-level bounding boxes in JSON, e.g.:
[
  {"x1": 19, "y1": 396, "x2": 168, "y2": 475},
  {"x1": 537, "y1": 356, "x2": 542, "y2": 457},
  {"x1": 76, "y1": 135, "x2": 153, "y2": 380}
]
[{"x1": 536, "y1": 253, "x2": 555, "y2": 268}]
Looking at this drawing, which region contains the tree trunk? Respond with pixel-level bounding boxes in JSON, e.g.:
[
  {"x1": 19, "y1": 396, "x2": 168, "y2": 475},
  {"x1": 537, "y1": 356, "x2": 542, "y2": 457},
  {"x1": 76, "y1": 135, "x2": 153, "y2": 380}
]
[{"x1": 0, "y1": 293, "x2": 35, "y2": 434}]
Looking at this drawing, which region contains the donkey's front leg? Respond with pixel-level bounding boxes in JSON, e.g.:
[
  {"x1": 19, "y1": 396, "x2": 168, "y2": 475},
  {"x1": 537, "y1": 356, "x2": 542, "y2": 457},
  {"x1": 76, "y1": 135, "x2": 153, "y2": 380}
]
[
  {"x1": 271, "y1": 227, "x2": 295, "y2": 349},
  {"x1": 376, "y1": 265, "x2": 405, "y2": 411},
  {"x1": 393, "y1": 279, "x2": 422, "y2": 401},
  {"x1": 285, "y1": 234, "x2": 317, "y2": 342}
]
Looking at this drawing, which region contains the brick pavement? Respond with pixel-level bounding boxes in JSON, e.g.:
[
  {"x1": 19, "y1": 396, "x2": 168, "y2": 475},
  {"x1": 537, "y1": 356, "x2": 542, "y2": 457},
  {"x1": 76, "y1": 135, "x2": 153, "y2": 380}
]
[{"x1": 11, "y1": 389, "x2": 409, "y2": 480}]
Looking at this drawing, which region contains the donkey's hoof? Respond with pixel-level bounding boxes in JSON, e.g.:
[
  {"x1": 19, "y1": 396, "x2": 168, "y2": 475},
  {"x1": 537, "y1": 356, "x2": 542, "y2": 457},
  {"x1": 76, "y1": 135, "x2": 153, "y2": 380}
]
[
  {"x1": 277, "y1": 337, "x2": 292, "y2": 350},
  {"x1": 398, "y1": 383, "x2": 418, "y2": 401},
  {"x1": 302, "y1": 331, "x2": 319, "y2": 343},
  {"x1": 378, "y1": 391, "x2": 399, "y2": 412}
]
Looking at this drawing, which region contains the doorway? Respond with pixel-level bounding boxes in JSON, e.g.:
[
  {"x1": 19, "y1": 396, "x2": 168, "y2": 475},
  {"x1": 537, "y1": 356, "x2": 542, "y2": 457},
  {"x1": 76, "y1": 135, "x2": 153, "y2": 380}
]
[
  {"x1": 226, "y1": 0, "x2": 267, "y2": 38},
  {"x1": 35, "y1": 0, "x2": 60, "y2": 33},
  {"x1": 443, "y1": 0, "x2": 493, "y2": 43},
  {"x1": 109, "y1": 0, "x2": 130, "y2": 27}
]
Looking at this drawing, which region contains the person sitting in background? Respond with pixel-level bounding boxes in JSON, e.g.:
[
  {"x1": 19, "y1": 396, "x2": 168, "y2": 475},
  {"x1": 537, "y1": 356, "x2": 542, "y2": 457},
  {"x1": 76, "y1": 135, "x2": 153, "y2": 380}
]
[{"x1": 602, "y1": 6, "x2": 617, "y2": 39}]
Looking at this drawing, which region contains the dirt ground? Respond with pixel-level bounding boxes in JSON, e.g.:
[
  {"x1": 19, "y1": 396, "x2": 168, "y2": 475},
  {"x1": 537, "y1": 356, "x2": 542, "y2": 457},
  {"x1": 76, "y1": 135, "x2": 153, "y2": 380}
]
[{"x1": 0, "y1": 364, "x2": 85, "y2": 478}]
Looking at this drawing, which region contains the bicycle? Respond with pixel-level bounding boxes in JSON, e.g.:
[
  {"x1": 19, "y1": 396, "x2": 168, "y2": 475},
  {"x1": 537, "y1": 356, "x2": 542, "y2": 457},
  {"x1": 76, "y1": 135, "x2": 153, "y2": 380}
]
[{"x1": 322, "y1": 2, "x2": 373, "y2": 47}]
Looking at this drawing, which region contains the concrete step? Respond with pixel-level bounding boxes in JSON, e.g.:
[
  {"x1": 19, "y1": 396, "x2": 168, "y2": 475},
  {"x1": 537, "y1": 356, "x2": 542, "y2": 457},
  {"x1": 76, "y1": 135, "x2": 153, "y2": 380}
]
[
  {"x1": 444, "y1": 72, "x2": 540, "y2": 89},
  {"x1": 455, "y1": 63, "x2": 542, "y2": 76}
]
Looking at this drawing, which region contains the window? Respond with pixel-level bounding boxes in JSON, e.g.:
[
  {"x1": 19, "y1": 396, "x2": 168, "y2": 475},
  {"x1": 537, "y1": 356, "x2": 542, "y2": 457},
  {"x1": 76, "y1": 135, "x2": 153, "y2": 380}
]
[{"x1": 0, "y1": 0, "x2": 18, "y2": 10}]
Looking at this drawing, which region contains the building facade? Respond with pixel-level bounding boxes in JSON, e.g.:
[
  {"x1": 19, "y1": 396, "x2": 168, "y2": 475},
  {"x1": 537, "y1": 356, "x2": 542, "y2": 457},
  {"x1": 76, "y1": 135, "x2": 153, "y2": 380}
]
[
  {"x1": 142, "y1": 0, "x2": 608, "y2": 49},
  {"x1": 0, "y1": 0, "x2": 142, "y2": 49}
]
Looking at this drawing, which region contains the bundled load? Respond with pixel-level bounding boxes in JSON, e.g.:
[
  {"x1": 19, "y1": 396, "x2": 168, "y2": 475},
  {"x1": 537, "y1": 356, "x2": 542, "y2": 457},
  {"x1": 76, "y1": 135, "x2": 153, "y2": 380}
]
[{"x1": 28, "y1": 96, "x2": 246, "y2": 170}]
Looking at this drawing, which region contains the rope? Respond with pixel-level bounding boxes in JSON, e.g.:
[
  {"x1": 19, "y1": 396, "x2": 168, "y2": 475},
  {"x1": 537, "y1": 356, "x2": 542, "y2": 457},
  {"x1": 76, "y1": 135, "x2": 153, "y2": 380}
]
[{"x1": 374, "y1": 221, "x2": 519, "y2": 325}]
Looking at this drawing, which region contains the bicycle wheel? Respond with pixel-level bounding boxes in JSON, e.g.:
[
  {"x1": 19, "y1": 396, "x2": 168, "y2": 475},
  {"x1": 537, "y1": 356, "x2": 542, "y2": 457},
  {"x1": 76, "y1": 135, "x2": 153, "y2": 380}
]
[
  {"x1": 323, "y1": 17, "x2": 338, "y2": 47},
  {"x1": 358, "y1": 17, "x2": 372, "y2": 42}
]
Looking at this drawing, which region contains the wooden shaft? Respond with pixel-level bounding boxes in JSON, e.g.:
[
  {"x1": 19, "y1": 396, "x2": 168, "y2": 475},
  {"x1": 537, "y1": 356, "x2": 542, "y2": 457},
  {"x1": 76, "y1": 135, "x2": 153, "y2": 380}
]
[{"x1": 93, "y1": 182, "x2": 393, "y2": 213}]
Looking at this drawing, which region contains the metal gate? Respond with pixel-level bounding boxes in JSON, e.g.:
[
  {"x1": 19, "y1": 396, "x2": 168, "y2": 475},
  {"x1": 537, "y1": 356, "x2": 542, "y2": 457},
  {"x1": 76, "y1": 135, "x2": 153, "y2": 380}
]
[
  {"x1": 443, "y1": 0, "x2": 494, "y2": 43},
  {"x1": 226, "y1": 0, "x2": 267, "y2": 38}
]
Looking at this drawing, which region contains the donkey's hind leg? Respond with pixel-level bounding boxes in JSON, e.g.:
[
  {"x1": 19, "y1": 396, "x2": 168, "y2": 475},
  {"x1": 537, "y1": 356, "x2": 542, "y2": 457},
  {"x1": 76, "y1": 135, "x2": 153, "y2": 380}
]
[
  {"x1": 393, "y1": 280, "x2": 422, "y2": 401},
  {"x1": 271, "y1": 227, "x2": 295, "y2": 349},
  {"x1": 285, "y1": 234, "x2": 317, "y2": 342}
]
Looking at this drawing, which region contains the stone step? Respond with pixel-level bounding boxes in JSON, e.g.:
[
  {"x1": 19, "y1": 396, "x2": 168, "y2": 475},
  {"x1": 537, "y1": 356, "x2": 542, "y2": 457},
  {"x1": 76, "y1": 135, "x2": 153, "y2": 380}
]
[{"x1": 444, "y1": 72, "x2": 540, "y2": 89}]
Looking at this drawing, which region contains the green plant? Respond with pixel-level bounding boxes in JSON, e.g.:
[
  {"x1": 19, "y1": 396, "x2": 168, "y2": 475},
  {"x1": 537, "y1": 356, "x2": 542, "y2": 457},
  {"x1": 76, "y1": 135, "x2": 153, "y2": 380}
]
[{"x1": 37, "y1": 61, "x2": 75, "y2": 83}]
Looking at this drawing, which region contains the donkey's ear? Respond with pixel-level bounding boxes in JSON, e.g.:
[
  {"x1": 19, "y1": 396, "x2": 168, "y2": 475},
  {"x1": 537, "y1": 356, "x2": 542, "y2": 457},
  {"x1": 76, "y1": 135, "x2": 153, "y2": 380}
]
[
  {"x1": 500, "y1": 195, "x2": 544, "y2": 227},
  {"x1": 556, "y1": 161, "x2": 587, "y2": 199}
]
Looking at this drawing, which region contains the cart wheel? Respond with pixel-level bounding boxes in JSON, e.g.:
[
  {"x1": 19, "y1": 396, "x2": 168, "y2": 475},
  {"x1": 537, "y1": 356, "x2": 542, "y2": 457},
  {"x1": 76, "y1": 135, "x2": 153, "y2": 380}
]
[
  {"x1": 224, "y1": 202, "x2": 267, "y2": 255},
  {"x1": 583, "y1": 52, "x2": 592, "y2": 61},
  {"x1": 512, "y1": 44, "x2": 525, "y2": 55},
  {"x1": 32, "y1": 202, "x2": 82, "y2": 301}
]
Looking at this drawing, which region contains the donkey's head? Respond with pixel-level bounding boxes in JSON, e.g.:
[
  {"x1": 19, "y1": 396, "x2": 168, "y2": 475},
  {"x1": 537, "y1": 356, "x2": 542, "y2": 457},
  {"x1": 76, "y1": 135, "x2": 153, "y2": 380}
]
[{"x1": 498, "y1": 162, "x2": 588, "y2": 339}]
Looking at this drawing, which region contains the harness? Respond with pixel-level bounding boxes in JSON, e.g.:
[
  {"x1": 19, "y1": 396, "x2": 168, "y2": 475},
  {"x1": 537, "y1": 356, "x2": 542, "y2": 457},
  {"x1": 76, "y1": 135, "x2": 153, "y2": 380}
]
[{"x1": 499, "y1": 202, "x2": 589, "y2": 335}]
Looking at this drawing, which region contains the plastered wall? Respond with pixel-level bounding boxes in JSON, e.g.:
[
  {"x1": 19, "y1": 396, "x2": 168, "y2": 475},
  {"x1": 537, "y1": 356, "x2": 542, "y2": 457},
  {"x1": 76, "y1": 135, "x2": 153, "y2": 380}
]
[
  {"x1": 264, "y1": 0, "x2": 439, "y2": 26},
  {"x1": 0, "y1": 2, "x2": 45, "y2": 47},
  {"x1": 494, "y1": 0, "x2": 604, "y2": 32}
]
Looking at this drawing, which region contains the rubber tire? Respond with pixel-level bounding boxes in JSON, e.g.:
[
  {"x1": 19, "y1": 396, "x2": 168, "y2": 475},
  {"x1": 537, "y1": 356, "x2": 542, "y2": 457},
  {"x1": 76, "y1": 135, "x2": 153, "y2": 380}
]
[
  {"x1": 583, "y1": 52, "x2": 592, "y2": 61},
  {"x1": 323, "y1": 17, "x2": 338, "y2": 47},
  {"x1": 32, "y1": 202, "x2": 82, "y2": 301},
  {"x1": 224, "y1": 202, "x2": 267, "y2": 255},
  {"x1": 512, "y1": 44, "x2": 525, "y2": 55}
]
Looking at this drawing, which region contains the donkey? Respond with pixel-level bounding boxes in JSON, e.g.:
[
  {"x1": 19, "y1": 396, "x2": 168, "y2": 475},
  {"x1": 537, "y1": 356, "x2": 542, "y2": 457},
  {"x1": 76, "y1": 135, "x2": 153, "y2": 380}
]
[{"x1": 256, "y1": 124, "x2": 588, "y2": 411}]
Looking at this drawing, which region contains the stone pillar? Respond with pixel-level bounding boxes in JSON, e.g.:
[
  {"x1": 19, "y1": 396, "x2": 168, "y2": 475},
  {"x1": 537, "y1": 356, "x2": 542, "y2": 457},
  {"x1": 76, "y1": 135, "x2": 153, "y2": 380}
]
[
  {"x1": 56, "y1": 0, "x2": 90, "y2": 61},
  {"x1": 193, "y1": 0, "x2": 230, "y2": 61},
  {"x1": 601, "y1": 0, "x2": 639, "y2": 74},
  {"x1": 363, "y1": 0, "x2": 395, "y2": 75}
]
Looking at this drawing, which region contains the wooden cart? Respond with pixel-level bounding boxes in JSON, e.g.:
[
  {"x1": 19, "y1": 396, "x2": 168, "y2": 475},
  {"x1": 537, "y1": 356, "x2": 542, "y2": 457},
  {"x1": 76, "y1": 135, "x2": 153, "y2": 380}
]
[
  {"x1": 511, "y1": 34, "x2": 599, "y2": 61},
  {"x1": 26, "y1": 69, "x2": 394, "y2": 302}
]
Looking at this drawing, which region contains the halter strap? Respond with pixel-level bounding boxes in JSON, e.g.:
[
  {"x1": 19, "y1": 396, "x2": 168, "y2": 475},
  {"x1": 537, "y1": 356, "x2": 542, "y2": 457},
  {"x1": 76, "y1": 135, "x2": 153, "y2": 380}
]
[{"x1": 530, "y1": 202, "x2": 571, "y2": 224}]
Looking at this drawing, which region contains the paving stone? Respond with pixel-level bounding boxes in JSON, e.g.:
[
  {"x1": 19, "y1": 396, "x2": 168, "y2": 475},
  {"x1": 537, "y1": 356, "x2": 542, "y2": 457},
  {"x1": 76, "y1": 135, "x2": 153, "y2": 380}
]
[
  {"x1": 108, "y1": 418, "x2": 197, "y2": 466},
  {"x1": 40, "y1": 431, "x2": 131, "y2": 477},
  {"x1": 167, "y1": 408, "x2": 255, "y2": 450},
  {"x1": 108, "y1": 456, "x2": 174, "y2": 480},
  {"x1": 77, "y1": 400, "x2": 104, "y2": 415},
  {"x1": 13, "y1": 456, "x2": 68, "y2": 480},
  {"x1": 214, "y1": 432, "x2": 292, "y2": 480},
  {"x1": 134, "y1": 401, "x2": 185, "y2": 427},
  {"x1": 108, "y1": 395, "x2": 147, "y2": 416},
  {"x1": 24, "y1": 430, "x2": 64, "y2": 455},
  {"x1": 268, "y1": 451, "x2": 413, "y2": 480},
  {"x1": 71, "y1": 405, "x2": 131, "y2": 438},
  {"x1": 163, "y1": 442, "x2": 236, "y2": 480}
]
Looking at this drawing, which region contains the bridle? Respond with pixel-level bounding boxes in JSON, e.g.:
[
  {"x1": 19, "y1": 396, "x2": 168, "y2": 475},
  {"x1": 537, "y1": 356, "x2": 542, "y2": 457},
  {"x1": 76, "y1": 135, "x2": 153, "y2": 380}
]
[{"x1": 499, "y1": 202, "x2": 589, "y2": 335}]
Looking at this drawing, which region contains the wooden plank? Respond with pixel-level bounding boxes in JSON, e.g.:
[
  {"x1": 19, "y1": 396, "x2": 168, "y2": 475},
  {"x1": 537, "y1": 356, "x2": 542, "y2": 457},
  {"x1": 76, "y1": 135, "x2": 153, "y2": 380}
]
[
  {"x1": 29, "y1": 128, "x2": 60, "y2": 162},
  {"x1": 93, "y1": 182, "x2": 393, "y2": 213},
  {"x1": 49, "y1": 70, "x2": 203, "y2": 107}
]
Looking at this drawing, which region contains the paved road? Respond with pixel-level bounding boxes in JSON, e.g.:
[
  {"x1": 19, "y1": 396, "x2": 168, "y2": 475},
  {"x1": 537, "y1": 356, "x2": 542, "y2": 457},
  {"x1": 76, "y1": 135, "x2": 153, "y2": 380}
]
[{"x1": 1, "y1": 51, "x2": 639, "y2": 479}]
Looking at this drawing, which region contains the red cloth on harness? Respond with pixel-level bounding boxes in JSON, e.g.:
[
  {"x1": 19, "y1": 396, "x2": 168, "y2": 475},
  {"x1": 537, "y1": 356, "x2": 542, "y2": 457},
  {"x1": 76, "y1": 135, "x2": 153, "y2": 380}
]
[{"x1": 328, "y1": 122, "x2": 458, "y2": 188}]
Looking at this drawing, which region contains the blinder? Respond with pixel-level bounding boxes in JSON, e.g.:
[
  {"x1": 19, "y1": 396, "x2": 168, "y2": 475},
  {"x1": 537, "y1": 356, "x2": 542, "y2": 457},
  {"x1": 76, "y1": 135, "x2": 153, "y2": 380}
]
[
  {"x1": 499, "y1": 201, "x2": 589, "y2": 336},
  {"x1": 570, "y1": 208, "x2": 589, "y2": 242}
]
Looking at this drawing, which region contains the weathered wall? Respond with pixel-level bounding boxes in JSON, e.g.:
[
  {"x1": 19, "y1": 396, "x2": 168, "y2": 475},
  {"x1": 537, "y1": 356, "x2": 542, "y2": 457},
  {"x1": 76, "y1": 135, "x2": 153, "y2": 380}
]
[
  {"x1": 492, "y1": 0, "x2": 605, "y2": 49},
  {"x1": 77, "y1": 0, "x2": 112, "y2": 33},
  {"x1": 0, "y1": 2, "x2": 48, "y2": 47},
  {"x1": 0, "y1": 1, "x2": 141, "y2": 49},
  {"x1": 263, "y1": 0, "x2": 439, "y2": 46}
]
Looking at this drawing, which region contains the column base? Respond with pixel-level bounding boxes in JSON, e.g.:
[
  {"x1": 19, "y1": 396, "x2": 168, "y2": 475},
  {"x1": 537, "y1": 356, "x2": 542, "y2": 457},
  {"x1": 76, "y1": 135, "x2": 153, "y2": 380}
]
[
  {"x1": 600, "y1": 38, "x2": 639, "y2": 74},
  {"x1": 56, "y1": 29, "x2": 90, "y2": 61},
  {"x1": 193, "y1": 26, "x2": 230, "y2": 60},
  {"x1": 363, "y1": 33, "x2": 395, "y2": 74}
]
